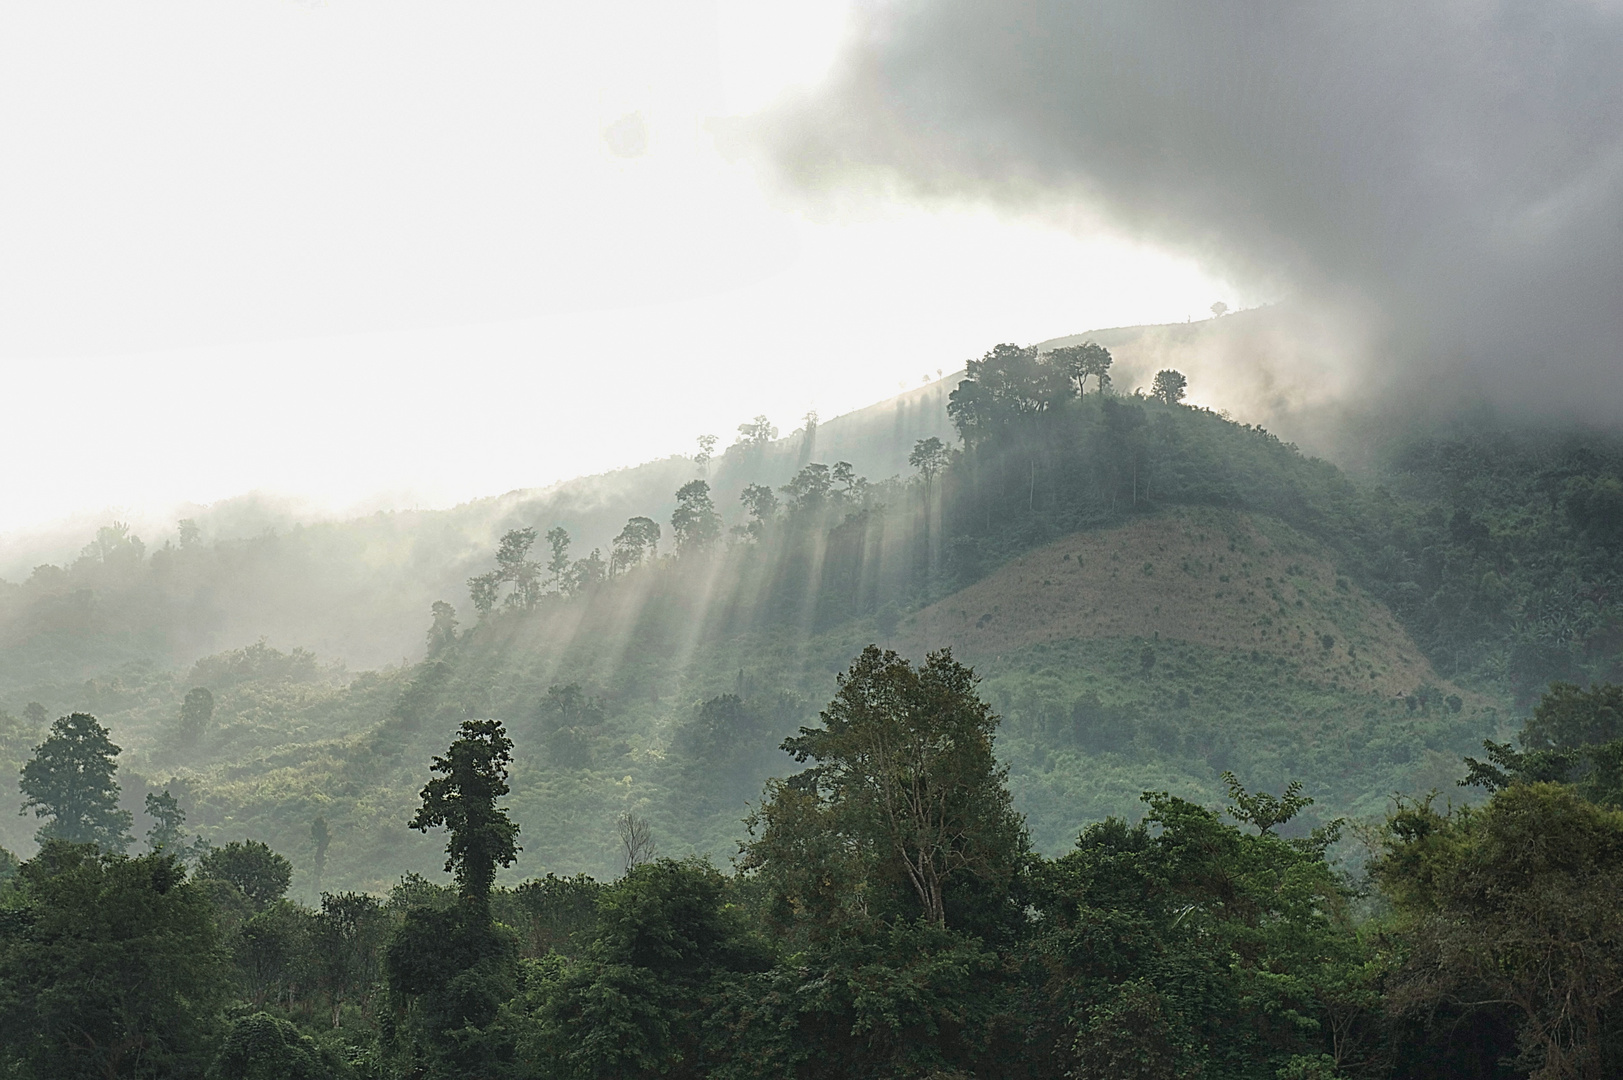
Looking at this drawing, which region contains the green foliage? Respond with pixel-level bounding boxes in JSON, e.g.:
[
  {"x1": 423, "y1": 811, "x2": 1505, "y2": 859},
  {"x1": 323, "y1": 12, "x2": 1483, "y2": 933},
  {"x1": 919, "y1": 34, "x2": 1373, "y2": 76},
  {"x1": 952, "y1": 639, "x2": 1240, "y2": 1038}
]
[
  {"x1": 198, "y1": 840, "x2": 294, "y2": 912},
  {"x1": 385, "y1": 898, "x2": 520, "y2": 1075},
  {"x1": 146, "y1": 788, "x2": 187, "y2": 853},
  {"x1": 756, "y1": 646, "x2": 1027, "y2": 930},
  {"x1": 468, "y1": 528, "x2": 544, "y2": 616},
  {"x1": 408, "y1": 718, "x2": 520, "y2": 901},
  {"x1": 425, "y1": 601, "x2": 458, "y2": 657},
  {"x1": 0, "y1": 842, "x2": 231, "y2": 1079},
  {"x1": 671, "y1": 480, "x2": 722, "y2": 552},
  {"x1": 179, "y1": 686, "x2": 215, "y2": 742},
  {"x1": 610, "y1": 516, "x2": 662, "y2": 574},
  {"x1": 1374, "y1": 783, "x2": 1623, "y2": 1078},
  {"x1": 1150, "y1": 368, "x2": 1189, "y2": 405},
  {"x1": 20, "y1": 711, "x2": 134, "y2": 852},
  {"x1": 212, "y1": 1011, "x2": 348, "y2": 1080}
]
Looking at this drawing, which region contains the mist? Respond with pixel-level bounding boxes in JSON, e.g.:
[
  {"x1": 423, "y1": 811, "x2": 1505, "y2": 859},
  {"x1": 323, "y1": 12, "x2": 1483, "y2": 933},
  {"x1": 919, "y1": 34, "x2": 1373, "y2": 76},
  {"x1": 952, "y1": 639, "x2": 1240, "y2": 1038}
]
[{"x1": 750, "y1": 0, "x2": 1623, "y2": 425}]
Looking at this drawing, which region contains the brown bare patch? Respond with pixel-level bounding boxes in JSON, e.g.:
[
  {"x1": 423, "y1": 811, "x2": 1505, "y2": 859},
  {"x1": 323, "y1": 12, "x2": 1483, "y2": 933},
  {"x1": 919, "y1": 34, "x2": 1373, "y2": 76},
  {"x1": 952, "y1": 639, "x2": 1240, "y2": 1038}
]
[{"x1": 895, "y1": 508, "x2": 1437, "y2": 697}]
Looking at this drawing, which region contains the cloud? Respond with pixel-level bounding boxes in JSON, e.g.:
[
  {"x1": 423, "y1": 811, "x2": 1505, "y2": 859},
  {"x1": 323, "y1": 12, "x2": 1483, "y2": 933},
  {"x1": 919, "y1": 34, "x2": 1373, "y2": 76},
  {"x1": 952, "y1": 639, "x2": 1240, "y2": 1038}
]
[{"x1": 752, "y1": 0, "x2": 1623, "y2": 420}]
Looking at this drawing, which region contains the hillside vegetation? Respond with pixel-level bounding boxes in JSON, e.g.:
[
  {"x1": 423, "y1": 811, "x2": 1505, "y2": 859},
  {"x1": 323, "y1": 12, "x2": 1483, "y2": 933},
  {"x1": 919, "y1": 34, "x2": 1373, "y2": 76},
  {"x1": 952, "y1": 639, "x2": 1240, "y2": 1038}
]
[{"x1": 1, "y1": 324, "x2": 1621, "y2": 887}]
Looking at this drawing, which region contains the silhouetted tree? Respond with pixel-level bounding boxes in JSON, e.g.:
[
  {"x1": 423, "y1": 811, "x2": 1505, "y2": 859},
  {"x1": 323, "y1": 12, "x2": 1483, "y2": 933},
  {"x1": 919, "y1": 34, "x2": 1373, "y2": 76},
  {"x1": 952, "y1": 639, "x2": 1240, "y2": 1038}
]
[
  {"x1": 145, "y1": 789, "x2": 186, "y2": 853},
  {"x1": 611, "y1": 516, "x2": 662, "y2": 574},
  {"x1": 1151, "y1": 368, "x2": 1189, "y2": 405},
  {"x1": 310, "y1": 816, "x2": 330, "y2": 892},
  {"x1": 694, "y1": 433, "x2": 718, "y2": 469},
  {"x1": 1049, "y1": 341, "x2": 1114, "y2": 396},
  {"x1": 545, "y1": 525, "x2": 571, "y2": 591},
  {"x1": 408, "y1": 718, "x2": 520, "y2": 901},
  {"x1": 198, "y1": 840, "x2": 293, "y2": 911},
  {"x1": 426, "y1": 600, "x2": 458, "y2": 656},
  {"x1": 737, "y1": 483, "x2": 779, "y2": 542},
  {"x1": 20, "y1": 712, "x2": 133, "y2": 852},
  {"x1": 671, "y1": 480, "x2": 722, "y2": 553},
  {"x1": 735, "y1": 414, "x2": 777, "y2": 447},
  {"x1": 616, "y1": 811, "x2": 657, "y2": 873},
  {"x1": 567, "y1": 547, "x2": 607, "y2": 592},
  {"x1": 178, "y1": 686, "x2": 214, "y2": 743}
]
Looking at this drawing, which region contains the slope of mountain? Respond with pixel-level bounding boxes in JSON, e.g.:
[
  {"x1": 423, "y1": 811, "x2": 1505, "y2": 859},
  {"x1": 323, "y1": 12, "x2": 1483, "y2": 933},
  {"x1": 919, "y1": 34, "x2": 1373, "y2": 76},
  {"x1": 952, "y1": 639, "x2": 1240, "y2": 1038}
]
[
  {"x1": 6, "y1": 318, "x2": 1623, "y2": 896},
  {"x1": 899, "y1": 507, "x2": 1435, "y2": 697}
]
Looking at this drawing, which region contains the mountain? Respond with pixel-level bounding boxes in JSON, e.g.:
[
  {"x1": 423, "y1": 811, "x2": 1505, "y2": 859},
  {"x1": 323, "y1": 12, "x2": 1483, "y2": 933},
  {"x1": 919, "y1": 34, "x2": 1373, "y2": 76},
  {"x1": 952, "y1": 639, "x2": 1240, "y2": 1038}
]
[{"x1": 4, "y1": 315, "x2": 1622, "y2": 892}]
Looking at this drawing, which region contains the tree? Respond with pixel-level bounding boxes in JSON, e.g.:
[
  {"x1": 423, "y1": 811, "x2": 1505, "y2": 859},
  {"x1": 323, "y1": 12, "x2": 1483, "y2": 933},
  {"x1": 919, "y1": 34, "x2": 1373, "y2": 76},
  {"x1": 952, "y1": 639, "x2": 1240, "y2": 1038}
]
[
  {"x1": 408, "y1": 718, "x2": 520, "y2": 901},
  {"x1": 781, "y1": 462, "x2": 832, "y2": 514},
  {"x1": 1049, "y1": 342, "x2": 1114, "y2": 396},
  {"x1": 568, "y1": 548, "x2": 607, "y2": 592},
  {"x1": 1210, "y1": 301, "x2": 1228, "y2": 317},
  {"x1": 735, "y1": 414, "x2": 777, "y2": 447},
  {"x1": 212, "y1": 1012, "x2": 337, "y2": 1080},
  {"x1": 312, "y1": 892, "x2": 386, "y2": 1027},
  {"x1": 145, "y1": 789, "x2": 186, "y2": 853},
  {"x1": 1150, "y1": 369, "x2": 1188, "y2": 405},
  {"x1": 197, "y1": 840, "x2": 293, "y2": 911},
  {"x1": 1220, "y1": 771, "x2": 1318, "y2": 836},
  {"x1": 947, "y1": 343, "x2": 1071, "y2": 444},
  {"x1": 694, "y1": 433, "x2": 718, "y2": 469},
  {"x1": 545, "y1": 526, "x2": 572, "y2": 590},
  {"x1": 468, "y1": 572, "x2": 500, "y2": 618},
  {"x1": 426, "y1": 600, "x2": 458, "y2": 656},
  {"x1": 496, "y1": 527, "x2": 543, "y2": 609},
  {"x1": 736, "y1": 483, "x2": 779, "y2": 542},
  {"x1": 469, "y1": 529, "x2": 545, "y2": 614},
  {"x1": 20, "y1": 712, "x2": 133, "y2": 853},
  {"x1": 758, "y1": 646, "x2": 1027, "y2": 927},
  {"x1": 0, "y1": 843, "x2": 231, "y2": 1080},
  {"x1": 178, "y1": 686, "x2": 214, "y2": 743},
  {"x1": 909, "y1": 436, "x2": 949, "y2": 484},
  {"x1": 611, "y1": 516, "x2": 662, "y2": 574},
  {"x1": 176, "y1": 518, "x2": 202, "y2": 548},
  {"x1": 1376, "y1": 784, "x2": 1623, "y2": 1080},
  {"x1": 617, "y1": 811, "x2": 657, "y2": 873},
  {"x1": 670, "y1": 480, "x2": 722, "y2": 553},
  {"x1": 310, "y1": 816, "x2": 331, "y2": 893}
]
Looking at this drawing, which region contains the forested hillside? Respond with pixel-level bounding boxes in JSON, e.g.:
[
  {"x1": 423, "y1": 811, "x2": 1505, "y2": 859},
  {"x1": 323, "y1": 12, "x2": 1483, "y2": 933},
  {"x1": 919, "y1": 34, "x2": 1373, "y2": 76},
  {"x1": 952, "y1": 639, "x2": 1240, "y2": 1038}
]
[{"x1": 7, "y1": 330, "x2": 1623, "y2": 1077}]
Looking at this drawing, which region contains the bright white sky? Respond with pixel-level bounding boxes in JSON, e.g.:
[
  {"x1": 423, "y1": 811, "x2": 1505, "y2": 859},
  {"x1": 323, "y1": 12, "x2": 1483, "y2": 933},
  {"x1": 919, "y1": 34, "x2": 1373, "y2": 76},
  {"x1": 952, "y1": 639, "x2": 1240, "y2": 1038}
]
[{"x1": 0, "y1": 0, "x2": 1237, "y2": 541}]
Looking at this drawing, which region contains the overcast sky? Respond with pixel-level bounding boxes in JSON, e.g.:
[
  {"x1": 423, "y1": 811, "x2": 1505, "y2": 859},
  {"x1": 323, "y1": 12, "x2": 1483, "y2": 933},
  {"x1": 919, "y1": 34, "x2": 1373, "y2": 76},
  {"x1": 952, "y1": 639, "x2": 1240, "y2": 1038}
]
[{"x1": 0, "y1": 1, "x2": 1234, "y2": 540}]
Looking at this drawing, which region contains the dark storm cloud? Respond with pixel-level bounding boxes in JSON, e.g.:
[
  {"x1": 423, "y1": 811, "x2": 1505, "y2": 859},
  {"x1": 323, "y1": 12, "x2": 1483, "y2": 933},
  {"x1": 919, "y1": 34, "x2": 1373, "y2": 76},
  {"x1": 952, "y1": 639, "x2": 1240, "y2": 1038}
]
[{"x1": 757, "y1": 0, "x2": 1623, "y2": 416}]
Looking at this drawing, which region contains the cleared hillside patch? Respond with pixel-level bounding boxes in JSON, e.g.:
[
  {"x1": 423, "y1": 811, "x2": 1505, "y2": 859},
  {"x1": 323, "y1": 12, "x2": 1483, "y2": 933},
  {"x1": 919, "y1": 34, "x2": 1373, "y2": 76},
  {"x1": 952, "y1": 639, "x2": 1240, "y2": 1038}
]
[{"x1": 898, "y1": 507, "x2": 1437, "y2": 698}]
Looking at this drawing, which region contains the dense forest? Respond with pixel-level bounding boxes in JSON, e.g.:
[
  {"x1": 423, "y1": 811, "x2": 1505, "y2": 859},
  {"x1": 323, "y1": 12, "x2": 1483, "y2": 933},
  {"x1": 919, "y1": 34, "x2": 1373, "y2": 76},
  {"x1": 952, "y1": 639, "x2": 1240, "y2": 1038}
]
[
  {"x1": 6, "y1": 333, "x2": 1623, "y2": 1076},
  {"x1": 6, "y1": 656, "x2": 1623, "y2": 1078}
]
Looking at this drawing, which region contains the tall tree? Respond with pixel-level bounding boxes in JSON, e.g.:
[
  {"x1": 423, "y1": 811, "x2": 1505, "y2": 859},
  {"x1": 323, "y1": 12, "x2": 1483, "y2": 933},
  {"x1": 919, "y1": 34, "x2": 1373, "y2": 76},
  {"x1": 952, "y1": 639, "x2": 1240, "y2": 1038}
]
[
  {"x1": 312, "y1": 892, "x2": 386, "y2": 1027},
  {"x1": 610, "y1": 516, "x2": 662, "y2": 574},
  {"x1": 545, "y1": 526, "x2": 572, "y2": 591},
  {"x1": 408, "y1": 718, "x2": 520, "y2": 901},
  {"x1": 494, "y1": 527, "x2": 543, "y2": 610},
  {"x1": 178, "y1": 686, "x2": 214, "y2": 743},
  {"x1": 426, "y1": 600, "x2": 458, "y2": 656},
  {"x1": 753, "y1": 646, "x2": 1026, "y2": 928},
  {"x1": 671, "y1": 480, "x2": 722, "y2": 553},
  {"x1": 310, "y1": 815, "x2": 330, "y2": 893},
  {"x1": 1150, "y1": 368, "x2": 1189, "y2": 405},
  {"x1": 736, "y1": 483, "x2": 779, "y2": 542},
  {"x1": 197, "y1": 840, "x2": 293, "y2": 912},
  {"x1": 735, "y1": 414, "x2": 777, "y2": 447},
  {"x1": 1048, "y1": 341, "x2": 1113, "y2": 396},
  {"x1": 145, "y1": 789, "x2": 186, "y2": 853},
  {"x1": 0, "y1": 844, "x2": 230, "y2": 1079},
  {"x1": 20, "y1": 712, "x2": 133, "y2": 853},
  {"x1": 694, "y1": 433, "x2": 718, "y2": 470}
]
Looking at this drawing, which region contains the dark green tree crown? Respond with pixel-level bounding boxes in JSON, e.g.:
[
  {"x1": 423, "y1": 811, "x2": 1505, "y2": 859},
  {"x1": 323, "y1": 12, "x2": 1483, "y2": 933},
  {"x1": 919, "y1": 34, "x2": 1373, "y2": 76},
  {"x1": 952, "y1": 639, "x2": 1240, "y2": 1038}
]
[{"x1": 409, "y1": 718, "x2": 521, "y2": 900}]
